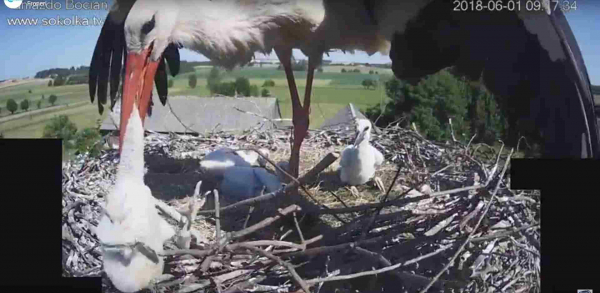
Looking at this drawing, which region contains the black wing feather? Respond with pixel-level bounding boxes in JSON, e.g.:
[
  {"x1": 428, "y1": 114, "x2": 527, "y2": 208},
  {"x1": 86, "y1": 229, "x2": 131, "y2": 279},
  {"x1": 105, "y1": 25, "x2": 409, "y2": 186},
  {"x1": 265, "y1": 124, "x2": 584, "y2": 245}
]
[
  {"x1": 90, "y1": 6, "x2": 181, "y2": 116},
  {"x1": 155, "y1": 58, "x2": 168, "y2": 106},
  {"x1": 111, "y1": 48, "x2": 127, "y2": 112},
  {"x1": 549, "y1": 9, "x2": 600, "y2": 157},
  {"x1": 164, "y1": 43, "x2": 181, "y2": 76},
  {"x1": 89, "y1": 12, "x2": 115, "y2": 104},
  {"x1": 109, "y1": 26, "x2": 125, "y2": 108},
  {"x1": 89, "y1": 10, "x2": 127, "y2": 115}
]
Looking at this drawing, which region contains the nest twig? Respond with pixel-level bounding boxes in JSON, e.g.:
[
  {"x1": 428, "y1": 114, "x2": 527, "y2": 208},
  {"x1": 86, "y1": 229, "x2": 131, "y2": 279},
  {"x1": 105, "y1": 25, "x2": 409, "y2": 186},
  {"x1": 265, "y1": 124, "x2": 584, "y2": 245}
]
[{"x1": 62, "y1": 122, "x2": 540, "y2": 293}]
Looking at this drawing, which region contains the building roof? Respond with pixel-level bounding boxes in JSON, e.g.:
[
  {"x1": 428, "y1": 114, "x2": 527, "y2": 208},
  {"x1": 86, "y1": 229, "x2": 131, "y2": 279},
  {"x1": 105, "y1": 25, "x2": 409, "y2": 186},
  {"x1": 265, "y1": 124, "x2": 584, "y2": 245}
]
[
  {"x1": 319, "y1": 103, "x2": 379, "y2": 135},
  {"x1": 101, "y1": 96, "x2": 284, "y2": 134}
]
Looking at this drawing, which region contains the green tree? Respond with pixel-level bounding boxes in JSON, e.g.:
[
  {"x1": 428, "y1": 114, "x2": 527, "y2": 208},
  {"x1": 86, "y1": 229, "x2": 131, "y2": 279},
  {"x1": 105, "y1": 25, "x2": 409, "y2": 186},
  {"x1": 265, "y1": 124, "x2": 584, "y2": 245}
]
[
  {"x1": 53, "y1": 75, "x2": 65, "y2": 86},
  {"x1": 250, "y1": 85, "x2": 259, "y2": 97},
  {"x1": 369, "y1": 70, "x2": 374, "y2": 74},
  {"x1": 75, "y1": 128, "x2": 103, "y2": 157},
  {"x1": 261, "y1": 88, "x2": 271, "y2": 97},
  {"x1": 37, "y1": 100, "x2": 42, "y2": 109},
  {"x1": 48, "y1": 80, "x2": 53, "y2": 87},
  {"x1": 465, "y1": 83, "x2": 506, "y2": 144},
  {"x1": 262, "y1": 79, "x2": 275, "y2": 87},
  {"x1": 42, "y1": 94, "x2": 45, "y2": 100},
  {"x1": 6, "y1": 99, "x2": 18, "y2": 114},
  {"x1": 353, "y1": 69, "x2": 360, "y2": 73},
  {"x1": 188, "y1": 74, "x2": 197, "y2": 88},
  {"x1": 365, "y1": 70, "x2": 472, "y2": 142},
  {"x1": 43, "y1": 115, "x2": 78, "y2": 152},
  {"x1": 168, "y1": 79, "x2": 174, "y2": 88},
  {"x1": 20, "y1": 99, "x2": 30, "y2": 111},
  {"x1": 234, "y1": 77, "x2": 251, "y2": 96},
  {"x1": 28, "y1": 89, "x2": 32, "y2": 94},
  {"x1": 317, "y1": 67, "x2": 324, "y2": 73},
  {"x1": 341, "y1": 68, "x2": 347, "y2": 73},
  {"x1": 207, "y1": 66, "x2": 222, "y2": 94},
  {"x1": 217, "y1": 82, "x2": 236, "y2": 96},
  {"x1": 361, "y1": 79, "x2": 372, "y2": 89},
  {"x1": 48, "y1": 94, "x2": 58, "y2": 106}
]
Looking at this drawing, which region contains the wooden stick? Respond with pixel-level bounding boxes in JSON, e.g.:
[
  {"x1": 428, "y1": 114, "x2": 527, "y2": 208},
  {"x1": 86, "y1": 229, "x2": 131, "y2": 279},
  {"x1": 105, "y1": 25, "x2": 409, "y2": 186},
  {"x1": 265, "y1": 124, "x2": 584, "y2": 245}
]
[
  {"x1": 228, "y1": 205, "x2": 301, "y2": 241},
  {"x1": 303, "y1": 244, "x2": 454, "y2": 285},
  {"x1": 229, "y1": 244, "x2": 311, "y2": 293},
  {"x1": 293, "y1": 212, "x2": 305, "y2": 245},
  {"x1": 419, "y1": 148, "x2": 514, "y2": 293},
  {"x1": 214, "y1": 189, "x2": 221, "y2": 248}
]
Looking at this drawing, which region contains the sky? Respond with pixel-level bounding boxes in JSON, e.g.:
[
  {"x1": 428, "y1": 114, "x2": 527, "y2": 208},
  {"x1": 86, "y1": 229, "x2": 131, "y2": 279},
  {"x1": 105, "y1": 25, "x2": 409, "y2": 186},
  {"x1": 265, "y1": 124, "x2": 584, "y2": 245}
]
[{"x1": 0, "y1": 0, "x2": 598, "y2": 84}]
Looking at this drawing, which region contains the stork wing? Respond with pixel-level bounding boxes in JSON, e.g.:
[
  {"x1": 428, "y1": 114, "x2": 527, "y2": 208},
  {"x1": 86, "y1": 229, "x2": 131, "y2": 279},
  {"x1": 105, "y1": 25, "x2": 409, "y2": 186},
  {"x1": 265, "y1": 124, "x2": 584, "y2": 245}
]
[
  {"x1": 372, "y1": 145, "x2": 384, "y2": 167},
  {"x1": 547, "y1": 8, "x2": 599, "y2": 158},
  {"x1": 339, "y1": 146, "x2": 354, "y2": 167},
  {"x1": 388, "y1": 1, "x2": 599, "y2": 158},
  {"x1": 89, "y1": 1, "x2": 181, "y2": 115}
]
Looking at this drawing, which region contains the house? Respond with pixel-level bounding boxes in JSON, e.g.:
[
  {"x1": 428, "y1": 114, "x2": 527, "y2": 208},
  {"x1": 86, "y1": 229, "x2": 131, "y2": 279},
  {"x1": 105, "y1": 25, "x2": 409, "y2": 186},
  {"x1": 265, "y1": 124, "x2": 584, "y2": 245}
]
[
  {"x1": 249, "y1": 53, "x2": 280, "y2": 67},
  {"x1": 100, "y1": 96, "x2": 286, "y2": 135}
]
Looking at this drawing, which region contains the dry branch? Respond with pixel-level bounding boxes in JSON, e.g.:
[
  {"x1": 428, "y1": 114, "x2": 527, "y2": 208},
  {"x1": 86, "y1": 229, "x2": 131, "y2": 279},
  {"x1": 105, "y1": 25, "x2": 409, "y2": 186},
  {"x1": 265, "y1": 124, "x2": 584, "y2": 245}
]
[{"x1": 62, "y1": 123, "x2": 539, "y2": 293}]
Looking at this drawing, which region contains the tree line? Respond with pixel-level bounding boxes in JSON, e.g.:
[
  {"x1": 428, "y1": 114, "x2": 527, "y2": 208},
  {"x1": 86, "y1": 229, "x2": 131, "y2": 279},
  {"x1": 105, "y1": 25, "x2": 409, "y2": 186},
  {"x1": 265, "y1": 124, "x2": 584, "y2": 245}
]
[
  {"x1": 4, "y1": 94, "x2": 58, "y2": 115},
  {"x1": 183, "y1": 67, "x2": 277, "y2": 97},
  {"x1": 365, "y1": 68, "x2": 544, "y2": 156}
]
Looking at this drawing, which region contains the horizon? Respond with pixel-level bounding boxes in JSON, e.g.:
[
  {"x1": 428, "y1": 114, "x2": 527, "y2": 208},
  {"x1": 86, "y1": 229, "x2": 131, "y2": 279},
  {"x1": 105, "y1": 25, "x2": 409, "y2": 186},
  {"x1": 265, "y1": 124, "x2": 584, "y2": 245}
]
[{"x1": 0, "y1": 0, "x2": 598, "y2": 84}]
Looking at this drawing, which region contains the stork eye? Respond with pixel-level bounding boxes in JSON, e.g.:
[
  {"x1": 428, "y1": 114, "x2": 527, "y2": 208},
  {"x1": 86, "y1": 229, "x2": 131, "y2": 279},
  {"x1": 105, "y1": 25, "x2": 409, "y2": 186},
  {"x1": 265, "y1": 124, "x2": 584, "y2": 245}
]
[{"x1": 141, "y1": 15, "x2": 156, "y2": 35}]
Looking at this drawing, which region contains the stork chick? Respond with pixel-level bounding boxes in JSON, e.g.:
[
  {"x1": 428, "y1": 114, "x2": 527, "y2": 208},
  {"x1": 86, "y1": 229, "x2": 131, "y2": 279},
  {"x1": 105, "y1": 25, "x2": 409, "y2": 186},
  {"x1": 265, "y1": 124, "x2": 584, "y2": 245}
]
[
  {"x1": 339, "y1": 119, "x2": 384, "y2": 187},
  {"x1": 201, "y1": 166, "x2": 284, "y2": 203},
  {"x1": 95, "y1": 106, "x2": 175, "y2": 293},
  {"x1": 202, "y1": 147, "x2": 270, "y2": 170}
]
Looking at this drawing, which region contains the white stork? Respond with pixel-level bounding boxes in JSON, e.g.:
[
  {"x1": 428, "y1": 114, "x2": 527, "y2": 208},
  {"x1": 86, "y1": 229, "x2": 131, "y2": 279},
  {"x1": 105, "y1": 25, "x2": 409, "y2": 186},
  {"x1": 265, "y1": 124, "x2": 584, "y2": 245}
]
[
  {"x1": 94, "y1": 106, "x2": 175, "y2": 293},
  {"x1": 198, "y1": 163, "x2": 287, "y2": 202},
  {"x1": 202, "y1": 147, "x2": 270, "y2": 169},
  {"x1": 340, "y1": 119, "x2": 384, "y2": 186},
  {"x1": 89, "y1": 1, "x2": 599, "y2": 188},
  {"x1": 89, "y1": 0, "x2": 390, "y2": 179}
]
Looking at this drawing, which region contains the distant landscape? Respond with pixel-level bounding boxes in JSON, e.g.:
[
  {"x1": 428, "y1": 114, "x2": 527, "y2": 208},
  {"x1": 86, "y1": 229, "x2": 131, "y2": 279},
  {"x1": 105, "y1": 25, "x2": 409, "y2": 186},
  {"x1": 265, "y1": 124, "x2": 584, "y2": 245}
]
[{"x1": 0, "y1": 63, "x2": 393, "y2": 138}]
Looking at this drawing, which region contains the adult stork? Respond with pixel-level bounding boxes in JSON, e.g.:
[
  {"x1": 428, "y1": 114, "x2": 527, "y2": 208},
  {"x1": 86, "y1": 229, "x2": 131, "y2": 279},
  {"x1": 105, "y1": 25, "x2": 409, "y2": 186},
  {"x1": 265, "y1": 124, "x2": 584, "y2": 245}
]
[
  {"x1": 90, "y1": 0, "x2": 598, "y2": 194},
  {"x1": 313, "y1": 0, "x2": 599, "y2": 158},
  {"x1": 89, "y1": 0, "x2": 389, "y2": 179}
]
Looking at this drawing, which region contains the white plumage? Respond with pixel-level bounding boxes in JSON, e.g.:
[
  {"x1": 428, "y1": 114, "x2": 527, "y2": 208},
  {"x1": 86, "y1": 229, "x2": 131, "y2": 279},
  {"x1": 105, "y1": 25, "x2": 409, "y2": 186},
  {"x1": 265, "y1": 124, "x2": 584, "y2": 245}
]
[
  {"x1": 219, "y1": 167, "x2": 283, "y2": 201},
  {"x1": 201, "y1": 147, "x2": 270, "y2": 169},
  {"x1": 200, "y1": 151, "x2": 289, "y2": 201},
  {"x1": 94, "y1": 106, "x2": 175, "y2": 293},
  {"x1": 340, "y1": 119, "x2": 384, "y2": 186},
  {"x1": 91, "y1": 0, "x2": 392, "y2": 176}
]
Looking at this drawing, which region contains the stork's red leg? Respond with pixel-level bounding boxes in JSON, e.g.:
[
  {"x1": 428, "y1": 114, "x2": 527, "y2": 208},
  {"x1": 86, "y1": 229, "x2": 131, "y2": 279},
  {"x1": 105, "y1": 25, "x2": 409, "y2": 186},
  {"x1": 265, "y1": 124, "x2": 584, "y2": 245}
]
[{"x1": 274, "y1": 47, "x2": 310, "y2": 180}]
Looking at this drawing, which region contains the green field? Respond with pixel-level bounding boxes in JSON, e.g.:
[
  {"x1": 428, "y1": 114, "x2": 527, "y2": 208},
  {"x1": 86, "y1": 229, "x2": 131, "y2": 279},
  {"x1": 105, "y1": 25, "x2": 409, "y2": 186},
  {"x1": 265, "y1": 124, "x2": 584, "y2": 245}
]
[{"x1": 0, "y1": 65, "x2": 390, "y2": 138}]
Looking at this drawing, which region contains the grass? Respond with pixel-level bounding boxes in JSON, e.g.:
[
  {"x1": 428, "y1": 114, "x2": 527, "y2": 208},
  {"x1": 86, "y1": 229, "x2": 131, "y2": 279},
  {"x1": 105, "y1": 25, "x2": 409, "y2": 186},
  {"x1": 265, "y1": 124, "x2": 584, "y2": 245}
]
[
  {"x1": 0, "y1": 82, "x2": 88, "y2": 118},
  {"x1": 0, "y1": 65, "x2": 388, "y2": 137},
  {"x1": 0, "y1": 103, "x2": 105, "y2": 138}
]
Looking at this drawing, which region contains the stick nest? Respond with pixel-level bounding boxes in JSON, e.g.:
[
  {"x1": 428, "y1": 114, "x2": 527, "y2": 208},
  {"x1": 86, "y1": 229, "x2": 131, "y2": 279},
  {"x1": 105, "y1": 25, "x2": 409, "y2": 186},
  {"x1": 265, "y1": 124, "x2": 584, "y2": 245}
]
[{"x1": 62, "y1": 123, "x2": 540, "y2": 293}]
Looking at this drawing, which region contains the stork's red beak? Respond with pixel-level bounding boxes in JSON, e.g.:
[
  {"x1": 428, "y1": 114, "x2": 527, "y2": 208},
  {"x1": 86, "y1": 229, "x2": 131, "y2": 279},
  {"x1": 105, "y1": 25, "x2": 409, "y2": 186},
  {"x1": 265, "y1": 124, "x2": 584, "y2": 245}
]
[{"x1": 119, "y1": 46, "x2": 160, "y2": 154}]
